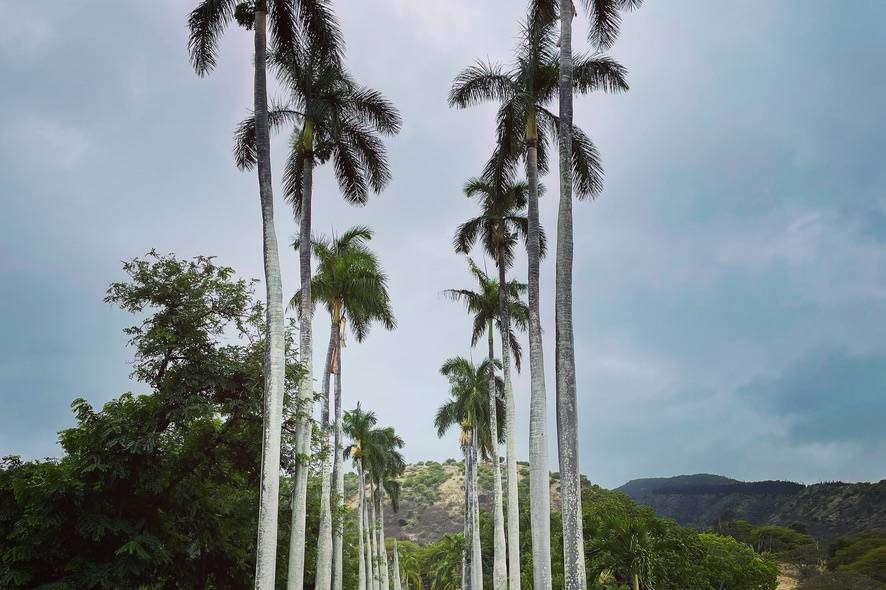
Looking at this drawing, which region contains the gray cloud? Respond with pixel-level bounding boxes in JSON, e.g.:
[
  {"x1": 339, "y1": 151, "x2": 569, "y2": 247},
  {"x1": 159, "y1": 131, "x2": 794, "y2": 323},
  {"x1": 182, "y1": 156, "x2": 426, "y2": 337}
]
[{"x1": 1, "y1": 1, "x2": 885, "y2": 490}]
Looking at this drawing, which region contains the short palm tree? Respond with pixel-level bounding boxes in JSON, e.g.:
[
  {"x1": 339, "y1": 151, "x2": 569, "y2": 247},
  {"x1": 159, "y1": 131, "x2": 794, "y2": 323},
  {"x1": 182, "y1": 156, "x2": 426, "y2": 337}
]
[
  {"x1": 588, "y1": 516, "x2": 657, "y2": 590},
  {"x1": 451, "y1": 176, "x2": 543, "y2": 590},
  {"x1": 234, "y1": 37, "x2": 401, "y2": 590},
  {"x1": 344, "y1": 404, "x2": 378, "y2": 590},
  {"x1": 450, "y1": 9, "x2": 631, "y2": 590},
  {"x1": 186, "y1": 2, "x2": 339, "y2": 587},
  {"x1": 443, "y1": 258, "x2": 528, "y2": 590},
  {"x1": 426, "y1": 534, "x2": 466, "y2": 590},
  {"x1": 435, "y1": 357, "x2": 504, "y2": 590},
  {"x1": 291, "y1": 226, "x2": 395, "y2": 590},
  {"x1": 364, "y1": 426, "x2": 406, "y2": 590}
]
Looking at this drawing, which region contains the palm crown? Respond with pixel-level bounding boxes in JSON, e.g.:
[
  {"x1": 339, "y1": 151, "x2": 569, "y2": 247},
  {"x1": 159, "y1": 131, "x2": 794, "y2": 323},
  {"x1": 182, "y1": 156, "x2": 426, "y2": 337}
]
[
  {"x1": 434, "y1": 356, "x2": 505, "y2": 459},
  {"x1": 449, "y1": 11, "x2": 628, "y2": 198},
  {"x1": 443, "y1": 258, "x2": 529, "y2": 371},
  {"x1": 291, "y1": 225, "x2": 395, "y2": 342},
  {"x1": 233, "y1": 38, "x2": 402, "y2": 212},
  {"x1": 453, "y1": 176, "x2": 548, "y2": 269},
  {"x1": 530, "y1": 0, "x2": 642, "y2": 50},
  {"x1": 187, "y1": 0, "x2": 342, "y2": 76}
]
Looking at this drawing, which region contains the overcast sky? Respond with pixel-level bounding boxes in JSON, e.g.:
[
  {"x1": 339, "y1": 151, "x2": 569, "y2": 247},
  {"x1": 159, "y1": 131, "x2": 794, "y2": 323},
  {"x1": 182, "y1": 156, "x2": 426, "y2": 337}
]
[{"x1": 2, "y1": 1, "x2": 885, "y2": 489}]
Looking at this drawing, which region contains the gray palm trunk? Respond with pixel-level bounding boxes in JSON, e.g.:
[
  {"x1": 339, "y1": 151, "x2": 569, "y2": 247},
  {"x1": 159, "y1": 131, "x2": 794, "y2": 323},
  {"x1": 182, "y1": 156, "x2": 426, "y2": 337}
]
[
  {"x1": 526, "y1": 130, "x2": 552, "y2": 590},
  {"x1": 332, "y1": 327, "x2": 345, "y2": 590},
  {"x1": 288, "y1": 131, "x2": 316, "y2": 590},
  {"x1": 377, "y1": 491, "x2": 390, "y2": 590},
  {"x1": 315, "y1": 320, "x2": 338, "y2": 590},
  {"x1": 368, "y1": 483, "x2": 381, "y2": 590},
  {"x1": 471, "y1": 430, "x2": 483, "y2": 590},
  {"x1": 364, "y1": 474, "x2": 375, "y2": 590},
  {"x1": 496, "y1": 257, "x2": 520, "y2": 590},
  {"x1": 392, "y1": 539, "x2": 402, "y2": 590},
  {"x1": 486, "y1": 322, "x2": 507, "y2": 590},
  {"x1": 462, "y1": 441, "x2": 473, "y2": 590},
  {"x1": 357, "y1": 464, "x2": 367, "y2": 590},
  {"x1": 251, "y1": 8, "x2": 286, "y2": 590},
  {"x1": 556, "y1": 3, "x2": 587, "y2": 590}
]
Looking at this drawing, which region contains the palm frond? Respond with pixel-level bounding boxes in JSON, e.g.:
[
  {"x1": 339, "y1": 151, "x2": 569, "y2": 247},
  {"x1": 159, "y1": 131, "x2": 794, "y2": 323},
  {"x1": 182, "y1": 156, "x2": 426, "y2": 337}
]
[
  {"x1": 448, "y1": 61, "x2": 514, "y2": 108},
  {"x1": 187, "y1": 0, "x2": 236, "y2": 76}
]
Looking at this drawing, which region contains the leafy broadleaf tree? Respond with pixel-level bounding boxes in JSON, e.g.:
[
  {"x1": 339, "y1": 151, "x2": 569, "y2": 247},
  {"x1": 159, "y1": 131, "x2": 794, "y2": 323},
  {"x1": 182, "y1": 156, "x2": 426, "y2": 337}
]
[
  {"x1": 234, "y1": 36, "x2": 401, "y2": 590},
  {"x1": 186, "y1": 1, "x2": 340, "y2": 587},
  {"x1": 443, "y1": 257, "x2": 529, "y2": 590},
  {"x1": 449, "y1": 14, "x2": 627, "y2": 589},
  {"x1": 292, "y1": 226, "x2": 395, "y2": 590}
]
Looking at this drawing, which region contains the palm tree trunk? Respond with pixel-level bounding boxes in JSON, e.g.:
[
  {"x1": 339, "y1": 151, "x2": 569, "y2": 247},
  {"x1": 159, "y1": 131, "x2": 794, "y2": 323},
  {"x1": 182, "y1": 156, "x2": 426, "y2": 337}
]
[
  {"x1": 633, "y1": 573, "x2": 640, "y2": 590},
  {"x1": 526, "y1": 115, "x2": 552, "y2": 590},
  {"x1": 486, "y1": 322, "x2": 507, "y2": 590},
  {"x1": 363, "y1": 471, "x2": 374, "y2": 590},
  {"x1": 288, "y1": 119, "x2": 316, "y2": 590},
  {"x1": 252, "y1": 6, "x2": 286, "y2": 590},
  {"x1": 471, "y1": 429, "x2": 483, "y2": 590},
  {"x1": 463, "y1": 442, "x2": 473, "y2": 590},
  {"x1": 392, "y1": 539, "x2": 403, "y2": 590},
  {"x1": 378, "y1": 491, "x2": 390, "y2": 590},
  {"x1": 357, "y1": 464, "x2": 367, "y2": 590},
  {"x1": 496, "y1": 255, "x2": 520, "y2": 590},
  {"x1": 316, "y1": 318, "x2": 338, "y2": 590},
  {"x1": 556, "y1": 3, "x2": 587, "y2": 590},
  {"x1": 332, "y1": 323, "x2": 345, "y2": 590},
  {"x1": 369, "y1": 483, "x2": 381, "y2": 590}
]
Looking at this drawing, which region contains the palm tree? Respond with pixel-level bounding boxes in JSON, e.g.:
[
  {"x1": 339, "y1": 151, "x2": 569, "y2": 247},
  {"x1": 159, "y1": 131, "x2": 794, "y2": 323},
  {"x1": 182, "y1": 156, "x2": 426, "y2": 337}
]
[
  {"x1": 588, "y1": 516, "x2": 657, "y2": 590},
  {"x1": 392, "y1": 539, "x2": 403, "y2": 590},
  {"x1": 451, "y1": 176, "x2": 546, "y2": 590},
  {"x1": 233, "y1": 39, "x2": 401, "y2": 590},
  {"x1": 548, "y1": 2, "x2": 638, "y2": 589},
  {"x1": 443, "y1": 258, "x2": 529, "y2": 590},
  {"x1": 186, "y1": 3, "x2": 339, "y2": 588},
  {"x1": 426, "y1": 535, "x2": 466, "y2": 590},
  {"x1": 366, "y1": 427, "x2": 406, "y2": 590},
  {"x1": 291, "y1": 226, "x2": 395, "y2": 590},
  {"x1": 435, "y1": 357, "x2": 504, "y2": 590},
  {"x1": 449, "y1": 16, "x2": 627, "y2": 590},
  {"x1": 344, "y1": 404, "x2": 378, "y2": 590}
]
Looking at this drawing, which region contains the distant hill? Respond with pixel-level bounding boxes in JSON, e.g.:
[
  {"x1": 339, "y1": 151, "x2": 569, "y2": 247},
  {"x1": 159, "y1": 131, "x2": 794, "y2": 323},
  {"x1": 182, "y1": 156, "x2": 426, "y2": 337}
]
[{"x1": 616, "y1": 474, "x2": 886, "y2": 538}]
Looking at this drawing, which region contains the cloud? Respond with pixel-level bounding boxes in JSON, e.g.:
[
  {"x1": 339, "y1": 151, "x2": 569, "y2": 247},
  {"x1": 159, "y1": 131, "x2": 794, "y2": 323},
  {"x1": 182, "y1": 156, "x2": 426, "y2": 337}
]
[
  {"x1": 9, "y1": 116, "x2": 93, "y2": 171},
  {"x1": 740, "y1": 349, "x2": 886, "y2": 445}
]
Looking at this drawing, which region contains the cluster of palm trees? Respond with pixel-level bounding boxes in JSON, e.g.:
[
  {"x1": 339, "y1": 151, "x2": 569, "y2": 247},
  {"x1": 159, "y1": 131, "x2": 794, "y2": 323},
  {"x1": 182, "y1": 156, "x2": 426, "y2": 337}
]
[
  {"x1": 186, "y1": 0, "x2": 638, "y2": 588},
  {"x1": 186, "y1": 1, "x2": 402, "y2": 589},
  {"x1": 344, "y1": 405, "x2": 406, "y2": 590},
  {"x1": 440, "y1": 1, "x2": 638, "y2": 590}
]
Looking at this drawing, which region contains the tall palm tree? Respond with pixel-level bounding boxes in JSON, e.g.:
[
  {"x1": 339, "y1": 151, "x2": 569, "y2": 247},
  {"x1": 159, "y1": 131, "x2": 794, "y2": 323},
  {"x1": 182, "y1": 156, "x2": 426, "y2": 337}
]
[
  {"x1": 549, "y1": 2, "x2": 638, "y2": 589},
  {"x1": 291, "y1": 226, "x2": 395, "y2": 590},
  {"x1": 443, "y1": 258, "x2": 529, "y2": 590},
  {"x1": 234, "y1": 40, "x2": 401, "y2": 590},
  {"x1": 435, "y1": 357, "x2": 504, "y2": 590},
  {"x1": 344, "y1": 404, "x2": 378, "y2": 590},
  {"x1": 186, "y1": 2, "x2": 339, "y2": 588},
  {"x1": 451, "y1": 176, "x2": 545, "y2": 590},
  {"x1": 449, "y1": 17, "x2": 627, "y2": 590}
]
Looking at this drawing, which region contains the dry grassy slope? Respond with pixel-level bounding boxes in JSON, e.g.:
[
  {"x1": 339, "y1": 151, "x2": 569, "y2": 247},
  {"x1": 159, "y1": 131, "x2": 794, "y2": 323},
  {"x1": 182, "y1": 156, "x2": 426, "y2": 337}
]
[{"x1": 351, "y1": 460, "x2": 559, "y2": 545}]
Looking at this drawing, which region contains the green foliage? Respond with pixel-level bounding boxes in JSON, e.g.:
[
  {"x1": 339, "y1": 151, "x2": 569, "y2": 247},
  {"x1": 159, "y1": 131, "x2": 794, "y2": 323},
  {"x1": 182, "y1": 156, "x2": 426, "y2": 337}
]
[
  {"x1": 0, "y1": 253, "x2": 302, "y2": 588},
  {"x1": 697, "y1": 533, "x2": 779, "y2": 590}
]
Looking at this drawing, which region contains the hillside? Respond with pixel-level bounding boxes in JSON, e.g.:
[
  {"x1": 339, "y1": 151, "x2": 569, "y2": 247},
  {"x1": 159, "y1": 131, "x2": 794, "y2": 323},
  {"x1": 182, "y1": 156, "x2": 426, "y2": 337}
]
[
  {"x1": 617, "y1": 474, "x2": 886, "y2": 538},
  {"x1": 346, "y1": 459, "x2": 552, "y2": 544}
]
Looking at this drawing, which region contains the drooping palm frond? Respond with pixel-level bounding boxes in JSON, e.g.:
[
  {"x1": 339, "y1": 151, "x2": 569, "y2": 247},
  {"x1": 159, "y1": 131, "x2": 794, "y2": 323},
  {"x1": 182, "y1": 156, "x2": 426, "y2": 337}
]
[
  {"x1": 233, "y1": 106, "x2": 303, "y2": 170},
  {"x1": 571, "y1": 54, "x2": 630, "y2": 95},
  {"x1": 187, "y1": 0, "x2": 236, "y2": 76},
  {"x1": 449, "y1": 61, "x2": 515, "y2": 108}
]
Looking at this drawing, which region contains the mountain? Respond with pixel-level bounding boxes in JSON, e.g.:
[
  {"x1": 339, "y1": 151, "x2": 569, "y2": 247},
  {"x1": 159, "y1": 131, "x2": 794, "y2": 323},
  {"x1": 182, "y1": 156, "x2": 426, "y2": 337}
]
[{"x1": 617, "y1": 474, "x2": 886, "y2": 538}]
